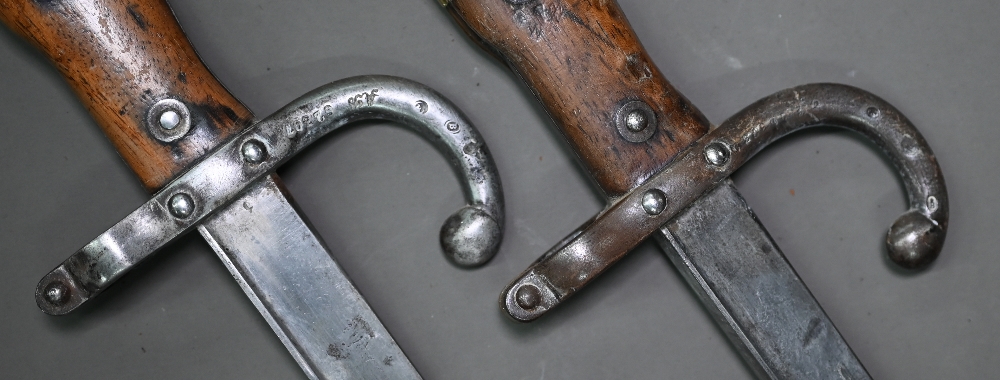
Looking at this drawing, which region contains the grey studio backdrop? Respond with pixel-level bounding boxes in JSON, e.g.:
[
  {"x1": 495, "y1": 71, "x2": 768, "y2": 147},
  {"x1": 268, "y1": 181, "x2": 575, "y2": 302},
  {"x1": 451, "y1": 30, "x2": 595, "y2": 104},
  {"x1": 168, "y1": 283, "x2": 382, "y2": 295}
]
[{"x1": 0, "y1": 1, "x2": 996, "y2": 379}]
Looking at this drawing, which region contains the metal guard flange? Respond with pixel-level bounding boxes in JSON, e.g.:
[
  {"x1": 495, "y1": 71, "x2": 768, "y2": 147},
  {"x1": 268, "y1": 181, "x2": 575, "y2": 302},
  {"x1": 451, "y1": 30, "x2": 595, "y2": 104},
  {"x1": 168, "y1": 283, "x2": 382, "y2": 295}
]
[
  {"x1": 502, "y1": 83, "x2": 948, "y2": 322},
  {"x1": 36, "y1": 75, "x2": 505, "y2": 315}
]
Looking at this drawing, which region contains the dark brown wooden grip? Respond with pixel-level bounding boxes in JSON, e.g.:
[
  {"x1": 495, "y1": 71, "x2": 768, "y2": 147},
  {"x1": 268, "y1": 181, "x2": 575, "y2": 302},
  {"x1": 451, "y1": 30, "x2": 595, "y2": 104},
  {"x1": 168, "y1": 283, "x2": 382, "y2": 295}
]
[
  {"x1": 447, "y1": 0, "x2": 710, "y2": 196},
  {"x1": 0, "y1": 0, "x2": 253, "y2": 191}
]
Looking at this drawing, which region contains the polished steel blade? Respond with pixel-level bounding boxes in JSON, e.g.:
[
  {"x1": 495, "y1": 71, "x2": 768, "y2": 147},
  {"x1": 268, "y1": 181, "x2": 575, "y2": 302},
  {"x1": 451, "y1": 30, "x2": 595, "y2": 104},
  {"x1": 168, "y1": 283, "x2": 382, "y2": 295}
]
[
  {"x1": 198, "y1": 174, "x2": 420, "y2": 380},
  {"x1": 655, "y1": 179, "x2": 868, "y2": 379}
]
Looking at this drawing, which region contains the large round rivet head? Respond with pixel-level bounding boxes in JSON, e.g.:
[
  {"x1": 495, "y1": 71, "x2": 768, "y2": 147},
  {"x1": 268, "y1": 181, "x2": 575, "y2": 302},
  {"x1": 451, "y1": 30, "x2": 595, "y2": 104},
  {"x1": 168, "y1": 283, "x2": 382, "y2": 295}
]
[
  {"x1": 159, "y1": 110, "x2": 181, "y2": 130},
  {"x1": 641, "y1": 189, "x2": 667, "y2": 215},
  {"x1": 168, "y1": 193, "x2": 195, "y2": 219},
  {"x1": 704, "y1": 142, "x2": 731, "y2": 166},
  {"x1": 43, "y1": 282, "x2": 69, "y2": 305},
  {"x1": 147, "y1": 98, "x2": 191, "y2": 143},
  {"x1": 515, "y1": 284, "x2": 542, "y2": 310},
  {"x1": 625, "y1": 109, "x2": 648, "y2": 132},
  {"x1": 614, "y1": 100, "x2": 657, "y2": 143},
  {"x1": 241, "y1": 139, "x2": 267, "y2": 164}
]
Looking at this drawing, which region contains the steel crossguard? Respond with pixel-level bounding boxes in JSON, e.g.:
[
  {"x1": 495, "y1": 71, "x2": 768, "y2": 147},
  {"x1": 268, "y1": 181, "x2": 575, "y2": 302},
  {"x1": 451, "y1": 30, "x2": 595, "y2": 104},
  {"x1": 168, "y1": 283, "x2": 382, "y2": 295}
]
[
  {"x1": 442, "y1": 1, "x2": 950, "y2": 377},
  {"x1": 36, "y1": 75, "x2": 505, "y2": 316},
  {"x1": 502, "y1": 83, "x2": 948, "y2": 321}
]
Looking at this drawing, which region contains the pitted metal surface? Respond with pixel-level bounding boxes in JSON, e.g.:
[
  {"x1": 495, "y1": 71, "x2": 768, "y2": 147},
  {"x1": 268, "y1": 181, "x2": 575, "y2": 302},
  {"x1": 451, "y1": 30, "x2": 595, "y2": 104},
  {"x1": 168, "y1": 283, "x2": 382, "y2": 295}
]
[
  {"x1": 36, "y1": 75, "x2": 504, "y2": 315},
  {"x1": 199, "y1": 176, "x2": 421, "y2": 380},
  {"x1": 502, "y1": 83, "x2": 948, "y2": 322},
  {"x1": 658, "y1": 181, "x2": 870, "y2": 379}
]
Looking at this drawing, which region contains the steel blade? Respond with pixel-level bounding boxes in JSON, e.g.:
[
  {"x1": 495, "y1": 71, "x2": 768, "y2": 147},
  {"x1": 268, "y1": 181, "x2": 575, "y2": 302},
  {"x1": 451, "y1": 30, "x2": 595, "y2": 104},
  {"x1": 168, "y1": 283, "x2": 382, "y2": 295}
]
[
  {"x1": 198, "y1": 174, "x2": 420, "y2": 380},
  {"x1": 655, "y1": 179, "x2": 868, "y2": 379}
]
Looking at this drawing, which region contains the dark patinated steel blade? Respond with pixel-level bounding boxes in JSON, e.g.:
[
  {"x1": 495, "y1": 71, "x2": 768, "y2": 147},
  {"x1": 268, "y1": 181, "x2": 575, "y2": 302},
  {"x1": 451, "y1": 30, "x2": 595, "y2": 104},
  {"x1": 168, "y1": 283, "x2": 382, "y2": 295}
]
[{"x1": 656, "y1": 180, "x2": 868, "y2": 379}]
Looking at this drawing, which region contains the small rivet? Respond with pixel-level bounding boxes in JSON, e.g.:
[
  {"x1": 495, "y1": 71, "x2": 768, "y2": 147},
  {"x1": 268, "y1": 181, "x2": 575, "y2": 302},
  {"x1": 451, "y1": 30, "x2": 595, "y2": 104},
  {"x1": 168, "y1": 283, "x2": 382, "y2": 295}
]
[
  {"x1": 641, "y1": 189, "x2": 667, "y2": 215},
  {"x1": 241, "y1": 140, "x2": 267, "y2": 164},
  {"x1": 624, "y1": 109, "x2": 648, "y2": 132},
  {"x1": 515, "y1": 284, "x2": 542, "y2": 310},
  {"x1": 614, "y1": 100, "x2": 657, "y2": 143},
  {"x1": 168, "y1": 193, "x2": 195, "y2": 219},
  {"x1": 43, "y1": 282, "x2": 69, "y2": 305},
  {"x1": 704, "y1": 142, "x2": 731, "y2": 166},
  {"x1": 159, "y1": 110, "x2": 180, "y2": 130}
]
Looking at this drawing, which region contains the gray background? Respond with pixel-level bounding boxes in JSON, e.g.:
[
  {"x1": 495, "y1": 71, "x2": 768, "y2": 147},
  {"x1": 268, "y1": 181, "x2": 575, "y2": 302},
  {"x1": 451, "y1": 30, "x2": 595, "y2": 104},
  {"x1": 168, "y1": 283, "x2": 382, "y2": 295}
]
[{"x1": 1, "y1": 0, "x2": 996, "y2": 379}]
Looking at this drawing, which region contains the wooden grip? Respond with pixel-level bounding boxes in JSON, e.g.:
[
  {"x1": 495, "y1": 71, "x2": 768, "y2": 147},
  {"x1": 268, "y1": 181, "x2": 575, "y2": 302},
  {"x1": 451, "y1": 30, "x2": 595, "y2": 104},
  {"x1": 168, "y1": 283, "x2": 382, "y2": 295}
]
[
  {"x1": 0, "y1": 0, "x2": 253, "y2": 191},
  {"x1": 447, "y1": 0, "x2": 710, "y2": 196}
]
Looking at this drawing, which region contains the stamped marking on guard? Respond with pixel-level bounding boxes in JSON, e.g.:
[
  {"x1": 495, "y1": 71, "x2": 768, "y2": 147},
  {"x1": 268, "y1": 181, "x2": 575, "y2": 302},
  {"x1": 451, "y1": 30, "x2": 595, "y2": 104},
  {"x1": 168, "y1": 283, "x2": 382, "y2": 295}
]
[{"x1": 348, "y1": 89, "x2": 379, "y2": 107}]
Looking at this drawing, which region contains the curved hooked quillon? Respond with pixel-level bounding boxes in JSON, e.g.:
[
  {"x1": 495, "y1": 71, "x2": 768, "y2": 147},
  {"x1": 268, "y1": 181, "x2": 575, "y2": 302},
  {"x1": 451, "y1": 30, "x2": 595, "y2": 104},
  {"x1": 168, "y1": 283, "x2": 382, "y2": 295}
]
[
  {"x1": 501, "y1": 83, "x2": 947, "y2": 322},
  {"x1": 36, "y1": 75, "x2": 505, "y2": 315},
  {"x1": 723, "y1": 83, "x2": 947, "y2": 269}
]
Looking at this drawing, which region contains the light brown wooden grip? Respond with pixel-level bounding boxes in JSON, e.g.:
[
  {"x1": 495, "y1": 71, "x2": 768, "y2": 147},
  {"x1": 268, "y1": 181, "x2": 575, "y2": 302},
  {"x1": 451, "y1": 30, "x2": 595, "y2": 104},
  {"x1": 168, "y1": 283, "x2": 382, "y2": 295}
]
[
  {"x1": 0, "y1": 0, "x2": 254, "y2": 192},
  {"x1": 447, "y1": 0, "x2": 710, "y2": 196}
]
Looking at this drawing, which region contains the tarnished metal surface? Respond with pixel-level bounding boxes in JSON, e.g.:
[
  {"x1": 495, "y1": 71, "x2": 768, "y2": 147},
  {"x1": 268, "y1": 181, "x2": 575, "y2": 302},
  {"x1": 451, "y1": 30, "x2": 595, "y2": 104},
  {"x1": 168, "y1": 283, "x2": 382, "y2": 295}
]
[
  {"x1": 36, "y1": 75, "x2": 504, "y2": 316},
  {"x1": 502, "y1": 83, "x2": 947, "y2": 323},
  {"x1": 30, "y1": 75, "x2": 505, "y2": 379},
  {"x1": 4, "y1": 2, "x2": 998, "y2": 378},
  {"x1": 199, "y1": 176, "x2": 419, "y2": 380},
  {"x1": 658, "y1": 180, "x2": 868, "y2": 379}
]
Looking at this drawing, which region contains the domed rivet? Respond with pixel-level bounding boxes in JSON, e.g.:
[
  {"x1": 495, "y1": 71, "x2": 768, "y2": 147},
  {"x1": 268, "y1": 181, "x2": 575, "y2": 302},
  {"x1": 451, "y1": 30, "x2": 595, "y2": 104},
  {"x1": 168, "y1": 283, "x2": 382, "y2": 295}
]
[
  {"x1": 515, "y1": 284, "x2": 542, "y2": 310},
  {"x1": 241, "y1": 139, "x2": 267, "y2": 164},
  {"x1": 641, "y1": 189, "x2": 667, "y2": 215},
  {"x1": 168, "y1": 193, "x2": 195, "y2": 219},
  {"x1": 704, "y1": 142, "x2": 731, "y2": 166},
  {"x1": 43, "y1": 282, "x2": 70, "y2": 305}
]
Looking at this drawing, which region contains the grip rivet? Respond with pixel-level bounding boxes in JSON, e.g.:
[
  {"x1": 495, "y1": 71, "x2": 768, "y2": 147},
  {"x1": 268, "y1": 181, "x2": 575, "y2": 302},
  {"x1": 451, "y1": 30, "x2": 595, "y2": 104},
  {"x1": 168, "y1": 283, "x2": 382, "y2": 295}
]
[
  {"x1": 147, "y1": 99, "x2": 192, "y2": 142},
  {"x1": 614, "y1": 100, "x2": 657, "y2": 143},
  {"x1": 625, "y1": 109, "x2": 648, "y2": 132},
  {"x1": 159, "y1": 110, "x2": 181, "y2": 130}
]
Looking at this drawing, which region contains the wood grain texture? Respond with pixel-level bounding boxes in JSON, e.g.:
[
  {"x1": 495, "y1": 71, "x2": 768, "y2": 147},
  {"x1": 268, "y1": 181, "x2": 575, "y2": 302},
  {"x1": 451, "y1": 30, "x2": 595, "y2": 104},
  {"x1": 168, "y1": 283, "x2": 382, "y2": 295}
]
[
  {"x1": 0, "y1": 0, "x2": 253, "y2": 191},
  {"x1": 448, "y1": 0, "x2": 711, "y2": 197}
]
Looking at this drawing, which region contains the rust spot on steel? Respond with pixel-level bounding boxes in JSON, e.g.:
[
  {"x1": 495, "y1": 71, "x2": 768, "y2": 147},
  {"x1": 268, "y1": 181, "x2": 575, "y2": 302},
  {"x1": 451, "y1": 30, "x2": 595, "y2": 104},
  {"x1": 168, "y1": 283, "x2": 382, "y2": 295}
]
[{"x1": 326, "y1": 344, "x2": 349, "y2": 360}]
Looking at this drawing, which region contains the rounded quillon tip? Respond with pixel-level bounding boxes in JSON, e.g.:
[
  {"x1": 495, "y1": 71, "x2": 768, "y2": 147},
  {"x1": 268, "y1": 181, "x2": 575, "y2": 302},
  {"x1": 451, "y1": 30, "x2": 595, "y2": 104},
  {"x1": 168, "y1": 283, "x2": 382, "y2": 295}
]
[
  {"x1": 440, "y1": 206, "x2": 502, "y2": 267},
  {"x1": 886, "y1": 210, "x2": 945, "y2": 269}
]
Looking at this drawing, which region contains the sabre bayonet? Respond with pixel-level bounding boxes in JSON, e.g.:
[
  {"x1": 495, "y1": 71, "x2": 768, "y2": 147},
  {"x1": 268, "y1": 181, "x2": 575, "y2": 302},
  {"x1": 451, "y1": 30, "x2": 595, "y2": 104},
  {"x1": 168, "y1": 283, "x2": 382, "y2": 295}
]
[
  {"x1": 1, "y1": 1, "x2": 504, "y2": 378},
  {"x1": 443, "y1": 0, "x2": 947, "y2": 377}
]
